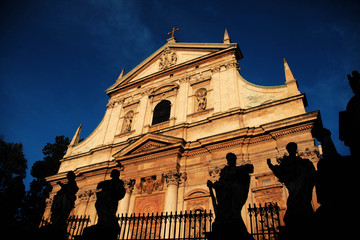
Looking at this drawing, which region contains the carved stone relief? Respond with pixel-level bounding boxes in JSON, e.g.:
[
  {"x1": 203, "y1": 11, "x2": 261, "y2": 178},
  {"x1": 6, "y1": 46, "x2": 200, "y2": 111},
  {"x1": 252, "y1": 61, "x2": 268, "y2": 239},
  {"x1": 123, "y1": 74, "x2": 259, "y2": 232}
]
[
  {"x1": 136, "y1": 175, "x2": 164, "y2": 194},
  {"x1": 195, "y1": 88, "x2": 207, "y2": 111},
  {"x1": 159, "y1": 47, "x2": 177, "y2": 70},
  {"x1": 133, "y1": 193, "x2": 165, "y2": 214}
]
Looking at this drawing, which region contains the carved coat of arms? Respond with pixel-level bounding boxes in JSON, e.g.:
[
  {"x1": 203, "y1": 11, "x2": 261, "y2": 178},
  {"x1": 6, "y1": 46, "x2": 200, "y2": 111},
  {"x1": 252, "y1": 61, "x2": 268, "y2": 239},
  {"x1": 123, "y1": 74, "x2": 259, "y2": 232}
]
[{"x1": 159, "y1": 47, "x2": 177, "y2": 70}]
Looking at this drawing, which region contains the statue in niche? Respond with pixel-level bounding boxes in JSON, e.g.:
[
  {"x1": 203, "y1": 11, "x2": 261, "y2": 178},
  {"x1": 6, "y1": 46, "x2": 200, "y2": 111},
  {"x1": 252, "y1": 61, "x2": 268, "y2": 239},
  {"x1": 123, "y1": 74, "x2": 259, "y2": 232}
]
[
  {"x1": 267, "y1": 142, "x2": 316, "y2": 240},
  {"x1": 207, "y1": 153, "x2": 253, "y2": 239},
  {"x1": 195, "y1": 88, "x2": 207, "y2": 111},
  {"x1": 123, "y1": 111, "x2": 134, "y2": 132}
]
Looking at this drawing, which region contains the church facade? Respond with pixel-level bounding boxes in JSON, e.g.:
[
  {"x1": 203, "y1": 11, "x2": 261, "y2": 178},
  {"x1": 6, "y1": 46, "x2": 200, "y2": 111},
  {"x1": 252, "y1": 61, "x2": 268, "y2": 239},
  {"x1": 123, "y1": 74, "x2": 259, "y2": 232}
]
[{"x1": 44, "y1": 30, "x2": 321, "y2": 227}]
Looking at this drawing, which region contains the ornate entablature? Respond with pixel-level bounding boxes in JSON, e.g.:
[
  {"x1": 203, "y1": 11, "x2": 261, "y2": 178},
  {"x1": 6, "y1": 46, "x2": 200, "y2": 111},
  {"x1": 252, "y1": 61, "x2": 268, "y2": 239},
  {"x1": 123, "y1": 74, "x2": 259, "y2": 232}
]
[{"x1": 148, "y1": 83, "x2": 179, "y2": 102}]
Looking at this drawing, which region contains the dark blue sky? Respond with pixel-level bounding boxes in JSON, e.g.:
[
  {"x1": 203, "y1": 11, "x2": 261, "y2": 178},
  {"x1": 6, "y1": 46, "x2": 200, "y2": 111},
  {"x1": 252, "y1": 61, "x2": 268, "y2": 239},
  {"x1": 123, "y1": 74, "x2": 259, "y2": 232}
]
[{"x1": 1, "y1": 0, "x2": 359, "y2": 189}]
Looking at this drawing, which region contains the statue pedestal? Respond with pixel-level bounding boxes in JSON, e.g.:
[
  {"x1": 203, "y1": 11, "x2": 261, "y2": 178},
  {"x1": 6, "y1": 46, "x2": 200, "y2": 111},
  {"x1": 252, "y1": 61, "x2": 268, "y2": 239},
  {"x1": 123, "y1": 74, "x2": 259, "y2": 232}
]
[
  {"x1": 80, "y1": 224, "x2": 119, "y2": 240},
  {"x1": 206, "y1": 220, "x2": 253, "y2": 240},
  {"x1": 38, "y1": 224, "x2": 67, "y2": 240}
]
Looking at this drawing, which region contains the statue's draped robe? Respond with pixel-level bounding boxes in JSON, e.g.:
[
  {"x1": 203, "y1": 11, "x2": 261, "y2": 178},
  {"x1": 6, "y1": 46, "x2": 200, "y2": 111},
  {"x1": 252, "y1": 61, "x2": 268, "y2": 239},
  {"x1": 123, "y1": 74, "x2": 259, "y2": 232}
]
[
  {"x1": 213, "y1": 164, "x2": 253, "y2": 223},
  {"x1": 270, "y1": 156, "x2": 316, "y2": 225},
  {"x1": 51, "y1": 180, "x2": 79, "y2": 225},
  {"x1": 95, "y1": 178, "x2": 125, "y2": 227}
]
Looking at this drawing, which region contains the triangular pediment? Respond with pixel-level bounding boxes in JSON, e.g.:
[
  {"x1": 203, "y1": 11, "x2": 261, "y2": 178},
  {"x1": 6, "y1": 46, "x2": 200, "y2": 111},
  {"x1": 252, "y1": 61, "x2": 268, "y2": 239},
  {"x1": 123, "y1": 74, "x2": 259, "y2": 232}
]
[
  {"x1": 113, "y1": 133, "x2": 185, "y2": 159},
  {"x1": 106, "y1": 42, "x2": 241, "y2": 95}
]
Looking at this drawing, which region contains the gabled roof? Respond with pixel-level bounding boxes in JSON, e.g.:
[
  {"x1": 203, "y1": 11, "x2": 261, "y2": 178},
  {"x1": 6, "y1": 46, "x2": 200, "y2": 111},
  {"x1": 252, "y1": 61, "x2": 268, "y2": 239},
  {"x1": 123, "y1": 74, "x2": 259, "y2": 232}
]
[
  {"x1": 106, "y1": 42, "x2": 243, "y2": 95},
  {"x1": 113, "y1": 133, "x2": 186, "y2": 160}
]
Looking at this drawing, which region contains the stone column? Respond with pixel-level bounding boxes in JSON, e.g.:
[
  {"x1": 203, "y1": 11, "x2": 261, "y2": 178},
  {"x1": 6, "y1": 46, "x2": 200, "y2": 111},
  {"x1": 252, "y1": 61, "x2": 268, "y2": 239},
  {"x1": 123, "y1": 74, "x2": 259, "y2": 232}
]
[
  {"x1": 164, "y1": 171, "x2": 187, "y2": 213},
  {"x1": 118, "y1": 179, "x2": 135, "y2": 215}
]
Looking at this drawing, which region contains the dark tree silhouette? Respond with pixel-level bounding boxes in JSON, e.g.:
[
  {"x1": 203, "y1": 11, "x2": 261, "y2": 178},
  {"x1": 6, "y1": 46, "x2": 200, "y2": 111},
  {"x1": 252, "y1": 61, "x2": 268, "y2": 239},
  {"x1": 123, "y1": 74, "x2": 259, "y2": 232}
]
[
  {"x1": 0, "y1": 136, "x2": 27, "y2": 234},
  {"x1": 20, "y1": 136, "x2": 70, "y2": 230}
]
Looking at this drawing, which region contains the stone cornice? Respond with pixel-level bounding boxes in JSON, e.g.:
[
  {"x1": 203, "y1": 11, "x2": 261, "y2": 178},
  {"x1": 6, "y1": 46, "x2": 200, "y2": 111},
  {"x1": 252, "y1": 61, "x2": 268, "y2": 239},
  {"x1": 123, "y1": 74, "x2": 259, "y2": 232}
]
[
  {"x1": 60, "y1": 109, "x2": 319, "y2": 165},
  {"x1": 48, "y1": 111, "x2": 320, "y2": 185}
]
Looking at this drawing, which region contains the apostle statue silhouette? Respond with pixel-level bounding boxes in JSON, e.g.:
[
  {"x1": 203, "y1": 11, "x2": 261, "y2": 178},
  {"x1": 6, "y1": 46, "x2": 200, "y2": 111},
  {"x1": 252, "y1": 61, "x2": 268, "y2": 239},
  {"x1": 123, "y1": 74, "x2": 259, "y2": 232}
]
[
  {"x1": 340, "y1": 70, "x2": 360, "y2": 160},
  {"x1": 95, "y1": 169, "x2": 125, "y2": 227},
  {"x1": 207, "y1": 153, "x2": 254, "y2": 239},
  {"x1": 39, "y1": 171, "x2": 78, "y2": 240},
  {"x1": 267, "y1": 142, "x2": 316, "y2": 240},
  {"x1": 51, "y1": 171, "x2": 79, "y2": 227},
  {"x1": 82, "y1": 169, "x2": 125, "y2": 240}
]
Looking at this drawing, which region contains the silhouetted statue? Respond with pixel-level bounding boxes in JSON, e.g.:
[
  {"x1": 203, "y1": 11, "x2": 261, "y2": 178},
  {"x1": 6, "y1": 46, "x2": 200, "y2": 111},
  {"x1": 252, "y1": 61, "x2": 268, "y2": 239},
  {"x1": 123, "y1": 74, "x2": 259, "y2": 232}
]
[
  {"x1": 51, "y1": 171, "x2": 79, "y2": 226},
  {"x1": 340, "y1": 70, "x2": 360, "y2": 160},
  {"x1": 38, "y1": 171, "x2": 78, "y2": 240},
  {"x1": 95, "y1": 169, "x2": 125, "y2": 227},
  {"x1": 207, "y1": 153, "x2": 254, "y2": 239},
  {"x1": 267, "y1": 142, "x2": 316, "y2": 240},
  {"x1": 312, "y1": 127, "x2": 346, "y2": 240},
  {"x1": 82, "y1": 169, "x2": 125, "y2": 240}
]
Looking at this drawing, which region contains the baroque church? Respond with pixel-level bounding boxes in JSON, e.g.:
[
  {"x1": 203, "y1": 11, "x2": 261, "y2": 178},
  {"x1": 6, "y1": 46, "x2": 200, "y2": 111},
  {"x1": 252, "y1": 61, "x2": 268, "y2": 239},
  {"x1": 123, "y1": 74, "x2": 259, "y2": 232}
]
[{"x1": 43, "y1": 29, "x2": 321, "y2": 227}]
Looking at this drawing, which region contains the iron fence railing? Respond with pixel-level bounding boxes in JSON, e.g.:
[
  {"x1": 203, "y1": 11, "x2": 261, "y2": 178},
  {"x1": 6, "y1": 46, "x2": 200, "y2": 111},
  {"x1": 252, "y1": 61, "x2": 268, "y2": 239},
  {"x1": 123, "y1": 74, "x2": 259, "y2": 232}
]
[
  {"x1": 40, "y1": 215, "x2": 91, "y2": 239},
  {"x1": 117, "y1": 210, "x2": 213, "y2": 240},
  {"x1": 248, "y1": 202, "x2": 281, "y2": 240},
  {"x1": 39, "y1": 203, "x2": 281, "y2": 240}
]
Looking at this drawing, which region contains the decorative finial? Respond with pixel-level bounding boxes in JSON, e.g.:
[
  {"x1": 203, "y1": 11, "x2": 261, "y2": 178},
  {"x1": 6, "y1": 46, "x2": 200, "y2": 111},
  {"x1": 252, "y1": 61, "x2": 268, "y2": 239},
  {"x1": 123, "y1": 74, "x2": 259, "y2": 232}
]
[
  {"x1": 167, "y1": 27, "x2": 179, "y2": 43},
  {"x1": 283, "y1": 58, "x2": 300, "y2": 96},
  {"x1": 64, "y1": 124, "x2": 82, "y2": 157},
  {"x1": 117, "y1": 68, "x2": 125, "y2": 81},
  {"x1": 283, "y1": 58, "x2": 295, "y2": 82},
  {"x1": 223, "y1": 28, "x2": 231, "y2": 44}
]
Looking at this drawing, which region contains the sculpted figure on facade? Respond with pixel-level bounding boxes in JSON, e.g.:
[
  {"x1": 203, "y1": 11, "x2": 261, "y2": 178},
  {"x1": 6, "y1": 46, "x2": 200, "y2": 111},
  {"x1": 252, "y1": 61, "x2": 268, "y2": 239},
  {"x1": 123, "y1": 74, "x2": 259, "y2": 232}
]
[
  {"x1": 207, "y1": 153, "x2": 254, "y2": 239},
  {"x1": 82, "y1": 169, "x2": 125, "y2": 240},
  {"x1": 95, "y1": 170, "x2": 125, "y2": 227},
  {"x1": 123, "y1": 111, "x2": 134, "y2": 132},
  {"x1": 195, "y1": 88, "x2": 207, "y2": 111},
  {"x1": 340, "y1": 70, "x2": 360, "y2": 160},
  {"x1": 50, "y1": 171, "x2": 78, "y2": 227},
  {"x1": 267, "y1": 142, "x2": 316, "y2": 239}
]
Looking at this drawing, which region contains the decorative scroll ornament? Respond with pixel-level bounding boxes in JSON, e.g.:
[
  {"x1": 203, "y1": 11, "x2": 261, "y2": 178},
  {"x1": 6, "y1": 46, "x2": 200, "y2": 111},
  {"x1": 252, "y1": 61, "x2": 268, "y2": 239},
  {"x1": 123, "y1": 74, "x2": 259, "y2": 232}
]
[{"x1": 159, "y1": 47, "x2": 177, "y2": 70}]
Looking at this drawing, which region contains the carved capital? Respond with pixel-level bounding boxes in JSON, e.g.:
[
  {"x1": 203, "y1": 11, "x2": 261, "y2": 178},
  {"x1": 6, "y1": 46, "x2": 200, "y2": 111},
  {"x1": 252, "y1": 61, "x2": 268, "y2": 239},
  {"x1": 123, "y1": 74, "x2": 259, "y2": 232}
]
[
  {"x1": 77, "y1": 190, "x2": 96, "y2": 201},
  {"x1": 208, "y1": 166, "x2": 223, "y2": 182},
  {"x1": 164, "y1": 170, "x2": 187, "y2": 186},
  {"x1": 124, "y1": 179, "x2": 136, "y2": 194}
]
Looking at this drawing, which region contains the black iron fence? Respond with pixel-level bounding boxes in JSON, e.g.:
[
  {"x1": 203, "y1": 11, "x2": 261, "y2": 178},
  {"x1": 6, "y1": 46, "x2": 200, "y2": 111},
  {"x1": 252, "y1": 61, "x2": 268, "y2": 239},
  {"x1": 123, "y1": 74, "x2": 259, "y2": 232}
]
[
  {"x1": 40, "y1": 215, "x2": 91, "y2": 240},
  {"x1": 248, "y1": 203, "x2": 281, "y2": 240},
  {"x1": 39, "y1": 203, "x2": 281, "y2": 240},
  {"x1": 117, "y1": 210, "x2": 213, "y2": 240}
]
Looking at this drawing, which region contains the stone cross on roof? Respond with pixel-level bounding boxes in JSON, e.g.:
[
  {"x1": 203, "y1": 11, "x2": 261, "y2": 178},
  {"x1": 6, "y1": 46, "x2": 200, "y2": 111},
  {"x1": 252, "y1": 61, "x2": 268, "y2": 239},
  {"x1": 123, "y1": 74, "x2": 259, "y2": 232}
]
[
  {"x1": 167, "y1": 27, "x2": 179, "y2": 43},
  {"x1": 168, "y1": 27, "x2": 179, "y2": 38}
]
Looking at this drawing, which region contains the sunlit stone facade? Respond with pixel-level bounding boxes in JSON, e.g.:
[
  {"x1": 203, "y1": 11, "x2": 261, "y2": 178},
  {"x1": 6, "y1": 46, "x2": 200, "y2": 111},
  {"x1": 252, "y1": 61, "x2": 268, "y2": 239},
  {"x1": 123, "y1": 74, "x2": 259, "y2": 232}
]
[{"x1": 44, "y1": 32, "x2": 321, "y2": 227}]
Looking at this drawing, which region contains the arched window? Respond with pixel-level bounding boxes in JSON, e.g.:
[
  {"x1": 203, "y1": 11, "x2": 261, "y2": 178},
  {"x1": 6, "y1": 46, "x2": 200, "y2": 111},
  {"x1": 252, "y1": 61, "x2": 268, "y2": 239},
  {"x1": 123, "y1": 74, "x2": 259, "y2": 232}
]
[{"x1": 152, "y1": 100, "x2": 171, "y2": 125}]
